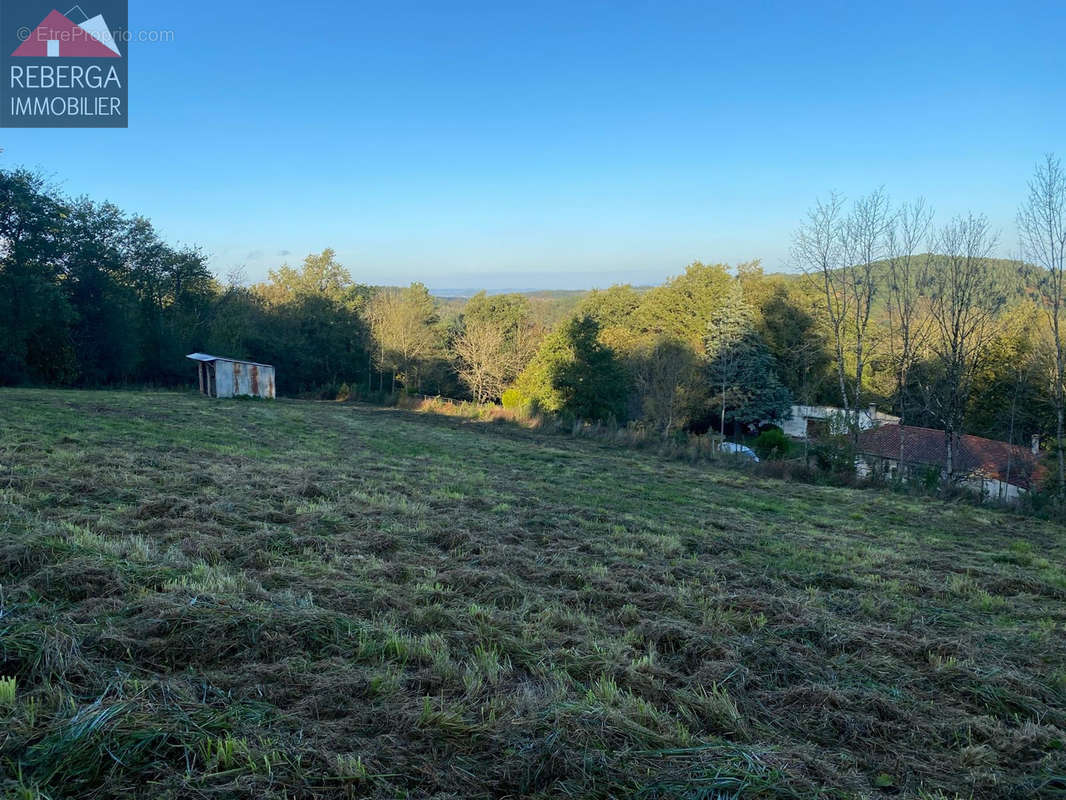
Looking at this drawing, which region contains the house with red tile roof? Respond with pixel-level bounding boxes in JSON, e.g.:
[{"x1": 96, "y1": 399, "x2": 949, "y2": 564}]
[{"x1": 856, "y1": 424, "x2": 1045, "y2": 502}]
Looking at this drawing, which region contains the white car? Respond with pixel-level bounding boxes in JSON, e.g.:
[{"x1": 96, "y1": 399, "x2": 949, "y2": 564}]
[{"x1": 719, "y1": 442, "x2": 760, "y2": 462}]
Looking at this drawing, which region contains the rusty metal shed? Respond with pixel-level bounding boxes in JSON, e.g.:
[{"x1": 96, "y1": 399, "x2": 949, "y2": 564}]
[{"x1": 186, "y1": 353, "x2": 275, "y2": 399}]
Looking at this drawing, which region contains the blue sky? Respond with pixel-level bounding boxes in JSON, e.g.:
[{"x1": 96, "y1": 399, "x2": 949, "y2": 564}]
[{"x1": 5, "y1": 0, "x2": 1065, "y2": 290}]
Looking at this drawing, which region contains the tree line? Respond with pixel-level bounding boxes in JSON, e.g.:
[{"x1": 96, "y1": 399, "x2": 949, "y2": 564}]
[
  {"x1": 3, "y1": 158, "x2": 1065, "y2": 493},
  {"x1": 0, "y1": 165, "x2": 797, "y2": 434}
]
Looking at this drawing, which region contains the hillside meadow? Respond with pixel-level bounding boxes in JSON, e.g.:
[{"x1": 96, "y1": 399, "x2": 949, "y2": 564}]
[{"x1": 0, "y1": 389, "x2": 1064, "y2": 799}]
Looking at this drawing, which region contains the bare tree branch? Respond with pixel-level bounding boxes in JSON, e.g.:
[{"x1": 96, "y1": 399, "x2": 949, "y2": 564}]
[
  {"x1": 1019, "y1": 153, "x2": 1066, "y2": 493},
  {"x1": 926, "y1": 214, "x2": 1004, "y2": 478}
]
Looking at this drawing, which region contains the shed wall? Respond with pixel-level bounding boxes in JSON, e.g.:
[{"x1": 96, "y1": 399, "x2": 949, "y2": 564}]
[
  {"x1": 212, "y1": 360, "x2": 275, "y2": 398},
  {"x1": 214, "y1": 360, "x2": 234, "y2": 397}
]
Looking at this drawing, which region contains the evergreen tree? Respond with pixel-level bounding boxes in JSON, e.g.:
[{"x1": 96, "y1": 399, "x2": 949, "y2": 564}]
[{"x1": 705, "y1": 282, "x2": 791, "y2": 435}]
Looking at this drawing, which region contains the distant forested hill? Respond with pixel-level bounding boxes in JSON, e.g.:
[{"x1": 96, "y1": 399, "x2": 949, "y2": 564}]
[
  {"x1": 769, "y1": 255, "x2": 1042, "y2": 309},
  {"x1": 436, "y1": 289, "x2": 593, "y2": 329}
]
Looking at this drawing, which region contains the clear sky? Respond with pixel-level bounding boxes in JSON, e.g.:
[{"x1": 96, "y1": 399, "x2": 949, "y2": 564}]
[{"x1": 5, "y1": 0, "x2": 1065, "y2": 290}]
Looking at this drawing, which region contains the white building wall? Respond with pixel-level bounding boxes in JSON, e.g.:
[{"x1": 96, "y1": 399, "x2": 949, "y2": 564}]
[
  {"x1": 960, "y1": 476, "x2": 1025, "y2": 503},
  {"x1": 780, "y1": 408, "x2": 810, "y2": 438},
  {"x1": 855, "y1": 455, "x2": 1026, "y2": 503},
  {"x1": 783, "y1": 405, "x2": 899, "y2": 439}
]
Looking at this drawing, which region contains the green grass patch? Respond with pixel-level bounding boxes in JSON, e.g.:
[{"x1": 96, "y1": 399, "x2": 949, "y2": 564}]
[{"x1": 0, "y1": 388, "x2": 1064, "y2": 798}]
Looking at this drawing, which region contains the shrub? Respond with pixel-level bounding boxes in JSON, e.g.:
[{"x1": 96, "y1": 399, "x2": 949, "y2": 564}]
[
  {"x1": 500, "y1": 388, "x2": 524, "y2": 410},
  {"x1": 756, "y1": 459, "x2": 818, "y2": 483},
  {"x1": 753, "y1": 427, "x2": 789, "y2": 460},
  {"x1": 812, "y1": 438, "x2": 855, "y2": 473},
  {"x1": 501, "y1": 388, "x2": 541, "y2": 420},
  {"x1": 916, "y1": 465, "x2": 942, "y2": 491}
]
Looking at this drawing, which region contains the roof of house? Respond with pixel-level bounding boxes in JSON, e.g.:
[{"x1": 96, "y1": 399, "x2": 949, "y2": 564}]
[
  {"x1": 186, "y1": 353, "x2": 274, "y2": 369},
  {"x1": 856, "y1": 424, "x2": 1044, "y2": 489}
]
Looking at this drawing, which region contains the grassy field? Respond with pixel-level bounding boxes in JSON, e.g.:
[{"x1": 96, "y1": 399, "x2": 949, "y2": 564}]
[{"x1": 0, "y1": 389, "x2": 1064, "y2": 799}]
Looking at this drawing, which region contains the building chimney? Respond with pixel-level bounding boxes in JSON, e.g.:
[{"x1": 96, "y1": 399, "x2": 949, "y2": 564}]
[{"x1": 1032, "y1": 434, "x2": 1040, "y2": 455}]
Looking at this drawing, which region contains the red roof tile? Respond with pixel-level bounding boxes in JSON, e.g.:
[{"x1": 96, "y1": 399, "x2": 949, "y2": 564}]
[{"x1": 857, "y1": 424, "x2": 1044, "y2": 489}]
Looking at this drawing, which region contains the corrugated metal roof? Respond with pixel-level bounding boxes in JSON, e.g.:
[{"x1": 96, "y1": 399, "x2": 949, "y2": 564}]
[{"x1": 186, "y1": 353, "x2": 274, "y2": 368}]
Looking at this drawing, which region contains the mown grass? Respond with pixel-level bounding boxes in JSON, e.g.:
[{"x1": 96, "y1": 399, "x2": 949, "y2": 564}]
[{"x1": 0, "y1": 388, "x2": 1064, "y2": 799}]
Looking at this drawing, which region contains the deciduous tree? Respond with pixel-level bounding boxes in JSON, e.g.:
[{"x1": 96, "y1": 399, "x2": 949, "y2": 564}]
[
  {"x1": 924, "y1": 215, "x2": 1005, "y2": 478},
  {"x1": 511, "y1": 316, "x2": 627, "y2": 422},
  {"x1": 1019, "y1": 153, "x2": 1066, "y2": 493},
  {"x1": 367, "y1": 283, "x2": 442, "y2": 393},
  {"x1": 885, "y1": 198, "x2": 934, "y2": 466},
  {"x1": 633, "y1": 337, "x2": 702, "y2": 438},
  {"x1": 452, "y1": 291, "x2": 536, "y2": 403},
  {"x1": 794, "y1": 190, "x2": 892, "y2": 443}
]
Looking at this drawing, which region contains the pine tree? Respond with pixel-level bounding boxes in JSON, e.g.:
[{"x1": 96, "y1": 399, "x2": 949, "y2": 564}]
[{"x1": 705, "y1": 282, "x2": 791, "y2": 436}]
